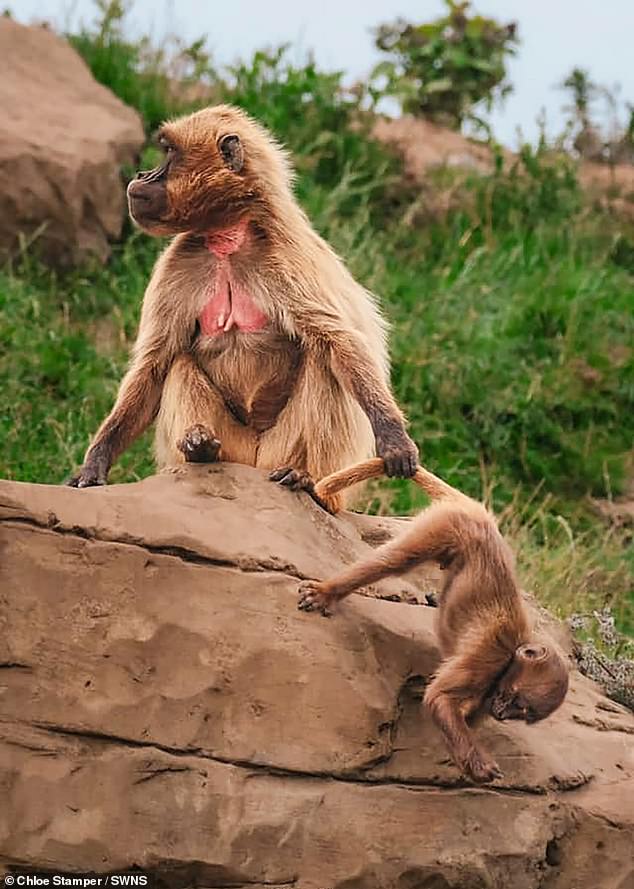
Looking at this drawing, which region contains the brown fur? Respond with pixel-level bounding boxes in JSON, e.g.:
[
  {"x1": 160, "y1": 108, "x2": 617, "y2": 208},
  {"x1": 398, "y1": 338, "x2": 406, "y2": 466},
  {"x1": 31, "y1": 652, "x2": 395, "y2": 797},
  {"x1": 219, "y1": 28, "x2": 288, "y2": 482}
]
[
  {"x1": 299, "y1": 458, "x2": 570, "y2": 783},
  {"x1": 68, "y1": 106, "x2": 417, "y2": 508}
]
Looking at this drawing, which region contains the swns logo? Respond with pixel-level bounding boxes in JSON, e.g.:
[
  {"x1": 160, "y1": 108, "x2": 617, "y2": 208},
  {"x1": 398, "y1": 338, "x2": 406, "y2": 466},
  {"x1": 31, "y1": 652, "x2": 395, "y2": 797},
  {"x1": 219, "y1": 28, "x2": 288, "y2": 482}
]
[{"x1": 110, "y1": 880, "x2": 148, "y2": 887}]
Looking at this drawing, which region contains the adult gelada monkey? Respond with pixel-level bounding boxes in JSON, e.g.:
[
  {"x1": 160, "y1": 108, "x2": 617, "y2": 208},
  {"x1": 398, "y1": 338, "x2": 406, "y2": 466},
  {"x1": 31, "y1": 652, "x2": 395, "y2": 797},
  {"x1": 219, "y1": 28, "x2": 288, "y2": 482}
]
[
  {"x1": 298, "y1": 458, "x2": 569, "y2": 783},
  {"x1": 68, "y1": 105, "x2": 418, "y2": 511}
]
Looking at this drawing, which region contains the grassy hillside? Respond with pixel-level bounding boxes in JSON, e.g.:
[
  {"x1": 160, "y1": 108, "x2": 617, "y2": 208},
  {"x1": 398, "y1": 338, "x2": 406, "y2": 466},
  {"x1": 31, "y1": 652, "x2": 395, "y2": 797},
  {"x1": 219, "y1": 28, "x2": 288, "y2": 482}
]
[{"x1": 0, "y1": 10, "x2": 632, "y2": 644}]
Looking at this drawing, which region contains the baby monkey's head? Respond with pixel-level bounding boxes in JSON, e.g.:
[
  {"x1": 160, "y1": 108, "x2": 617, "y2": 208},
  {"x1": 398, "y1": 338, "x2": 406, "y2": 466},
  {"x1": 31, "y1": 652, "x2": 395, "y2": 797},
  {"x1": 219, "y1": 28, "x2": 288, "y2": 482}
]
[{"x1": 490, "y1": 642, "x2": 569, "y2": 724}]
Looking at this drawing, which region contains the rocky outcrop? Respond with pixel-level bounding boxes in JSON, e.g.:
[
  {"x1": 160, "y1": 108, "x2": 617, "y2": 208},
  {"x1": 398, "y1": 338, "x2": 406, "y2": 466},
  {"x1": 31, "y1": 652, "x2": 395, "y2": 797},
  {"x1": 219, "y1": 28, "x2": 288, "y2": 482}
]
[
  {"x1": 0, "y1": 19, "x2": 144, "y2": 267},
  {"x1": 1, "y1": 464, "x2": 633, "y2": 888},
  {"x1": 373, "y1": 115, "x2": 506, "y2": 178},
  {"x1": 374, "y1": 115, "x2": 634, "y2": 222}
]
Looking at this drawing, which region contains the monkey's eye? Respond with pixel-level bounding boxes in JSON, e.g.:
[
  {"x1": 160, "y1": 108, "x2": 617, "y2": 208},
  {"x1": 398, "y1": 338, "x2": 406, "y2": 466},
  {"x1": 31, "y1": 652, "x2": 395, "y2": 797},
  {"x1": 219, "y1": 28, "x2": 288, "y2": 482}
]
[{"x1": 157, "y1": 136, "x2": 175, "y2": 157}]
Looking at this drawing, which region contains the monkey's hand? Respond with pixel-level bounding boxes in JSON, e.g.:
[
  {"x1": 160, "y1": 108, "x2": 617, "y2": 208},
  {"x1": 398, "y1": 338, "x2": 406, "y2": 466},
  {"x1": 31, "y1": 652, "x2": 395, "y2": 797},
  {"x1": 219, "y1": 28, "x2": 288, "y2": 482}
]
[
  {"x1": 375, "y1": 423, "x2": 419, "y2": 478},
  {"x1": 297, "y1": 581, "x2": 335, "y2": 617},
  {"x1": 463, "y1": 748, "x2": 503, "y2": 784},
  {"x1": 67, "y1": 461, "x2": 108, "y2": 488}
]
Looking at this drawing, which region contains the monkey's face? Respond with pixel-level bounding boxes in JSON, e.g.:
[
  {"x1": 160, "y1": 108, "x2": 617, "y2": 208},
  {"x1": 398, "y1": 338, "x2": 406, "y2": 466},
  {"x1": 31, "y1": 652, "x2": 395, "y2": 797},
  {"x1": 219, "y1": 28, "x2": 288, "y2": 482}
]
[
  {"x1": 489, "y1": 643, "x2": 569, "y2": 724},
  {"x1": 127, "y1": 107, "x2": 265, "y2": 236}
]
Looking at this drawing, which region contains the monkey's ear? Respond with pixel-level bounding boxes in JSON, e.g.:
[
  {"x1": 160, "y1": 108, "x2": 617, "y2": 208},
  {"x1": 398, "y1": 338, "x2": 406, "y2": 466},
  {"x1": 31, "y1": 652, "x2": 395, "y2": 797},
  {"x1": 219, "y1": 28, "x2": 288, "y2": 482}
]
[
  {"x1": 218, "y1": 134, "x2": 244, "y2": 172},
  {"x1": 516, "y1": 643, "x2": 548, "y2": 663}
]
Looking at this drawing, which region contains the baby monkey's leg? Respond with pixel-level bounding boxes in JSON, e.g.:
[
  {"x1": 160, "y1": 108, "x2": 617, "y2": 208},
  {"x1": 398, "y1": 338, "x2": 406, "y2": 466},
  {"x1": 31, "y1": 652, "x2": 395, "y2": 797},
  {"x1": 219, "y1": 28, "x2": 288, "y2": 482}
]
[{"x1": 297, "y1": 506, "x2": 449, "y2": 615}]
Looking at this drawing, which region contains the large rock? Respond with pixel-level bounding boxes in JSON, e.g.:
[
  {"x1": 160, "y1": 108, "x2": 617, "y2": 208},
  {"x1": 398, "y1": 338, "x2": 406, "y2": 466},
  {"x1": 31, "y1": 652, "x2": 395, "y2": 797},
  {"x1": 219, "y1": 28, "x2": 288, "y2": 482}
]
[
  {"x1": 0, "y1": 19, "x2": 144, "y2": 267},
  {"x1": 0, "y1": 464, "x2": 633, "y2": 888}
]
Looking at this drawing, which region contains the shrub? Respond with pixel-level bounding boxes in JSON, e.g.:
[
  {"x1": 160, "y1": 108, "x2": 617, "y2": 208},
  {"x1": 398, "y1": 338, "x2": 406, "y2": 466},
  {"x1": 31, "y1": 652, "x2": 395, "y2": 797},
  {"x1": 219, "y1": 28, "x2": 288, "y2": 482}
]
[{"x1": 372, "y1": 0, "x2": 517, "y2": 130}]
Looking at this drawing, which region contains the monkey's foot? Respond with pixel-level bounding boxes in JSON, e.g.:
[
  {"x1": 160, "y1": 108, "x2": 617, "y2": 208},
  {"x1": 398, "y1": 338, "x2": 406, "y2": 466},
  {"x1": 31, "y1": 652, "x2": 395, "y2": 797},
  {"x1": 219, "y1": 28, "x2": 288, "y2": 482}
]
[
  {"x1": 463, "y1": 748, "x2": 503, "y2": 784},
  {"x1": 269, "y1": 466, "x2": 334, "y2": 513},
  {"x1": 177, "y1": 424, "x2": 221, "y2": 463},
  {"x1": 297, "y1": 581, "x2": 334, "y2": 617},
  {"x1": 269, "y1": 466, "x2": 314, "y2": 492}
]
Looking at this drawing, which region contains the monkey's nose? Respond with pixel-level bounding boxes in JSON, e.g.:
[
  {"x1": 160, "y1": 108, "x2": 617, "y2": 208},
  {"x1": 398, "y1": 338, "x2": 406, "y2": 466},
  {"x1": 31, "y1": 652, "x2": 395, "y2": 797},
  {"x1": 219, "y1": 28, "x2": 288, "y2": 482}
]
[
  {"x1": 127, "y1": 179, "x2": 152, "y2": 203},
  {"x1": 490, "y1": 700, "x2": 506, "y2": 720}
]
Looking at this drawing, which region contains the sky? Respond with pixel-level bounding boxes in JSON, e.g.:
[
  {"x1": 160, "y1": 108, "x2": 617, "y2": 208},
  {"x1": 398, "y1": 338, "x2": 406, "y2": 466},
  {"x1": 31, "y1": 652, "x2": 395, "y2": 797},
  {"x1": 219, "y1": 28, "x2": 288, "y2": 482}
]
[{"x1": 11, "y1": 0, "x2": 634, "y2": 147}]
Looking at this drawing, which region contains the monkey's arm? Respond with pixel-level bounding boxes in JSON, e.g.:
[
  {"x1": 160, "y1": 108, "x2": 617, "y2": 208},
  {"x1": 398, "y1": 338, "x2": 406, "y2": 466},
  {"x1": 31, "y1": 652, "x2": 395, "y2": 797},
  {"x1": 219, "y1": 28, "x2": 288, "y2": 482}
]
[
  {"x1": 424, "y1": 659, "x2": 503, "y2": 784},
  {"x1": 68, "y1": 293, "x2": 187, "y2": 487},
  {"x1": 68, "y1": 352, "x2": 165, "y2": 487},
  {"x1": 325, "y1": 328, "x2": 418, "y2": 477}
]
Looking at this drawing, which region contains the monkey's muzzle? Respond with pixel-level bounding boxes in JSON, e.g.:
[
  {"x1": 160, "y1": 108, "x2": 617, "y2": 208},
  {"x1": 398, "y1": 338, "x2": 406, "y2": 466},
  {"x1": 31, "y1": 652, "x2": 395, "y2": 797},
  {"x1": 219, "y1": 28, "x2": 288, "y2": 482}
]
[{"x1": 127, "y1": 174, "x2": 168, "y2": 224}]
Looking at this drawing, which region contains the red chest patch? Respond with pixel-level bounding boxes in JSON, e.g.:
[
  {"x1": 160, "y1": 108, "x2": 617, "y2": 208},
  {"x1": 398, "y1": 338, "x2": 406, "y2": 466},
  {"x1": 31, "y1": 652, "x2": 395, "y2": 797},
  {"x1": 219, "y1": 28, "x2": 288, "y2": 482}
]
[
  {"x1": 199, "y1": 219, "x2": 268, "y2": 337},
  {"x1": 199, "y1": 267, "x2": 268, "y2": 336}
]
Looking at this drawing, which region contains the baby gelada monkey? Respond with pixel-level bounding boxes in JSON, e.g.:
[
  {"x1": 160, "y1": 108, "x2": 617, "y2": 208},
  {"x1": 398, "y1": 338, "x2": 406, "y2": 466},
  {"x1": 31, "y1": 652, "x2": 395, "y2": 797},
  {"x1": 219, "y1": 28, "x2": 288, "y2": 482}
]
[{"x1": 298, "y1": 458, "x2": 569, "y2": 784}]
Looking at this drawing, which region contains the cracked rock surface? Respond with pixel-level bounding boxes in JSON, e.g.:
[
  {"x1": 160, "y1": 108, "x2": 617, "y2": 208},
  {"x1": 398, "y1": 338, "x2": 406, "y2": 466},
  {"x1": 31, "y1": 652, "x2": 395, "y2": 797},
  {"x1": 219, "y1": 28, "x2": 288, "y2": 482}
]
[{"x1": 1, "y1": 464, "x2": 633, "y2": 888}]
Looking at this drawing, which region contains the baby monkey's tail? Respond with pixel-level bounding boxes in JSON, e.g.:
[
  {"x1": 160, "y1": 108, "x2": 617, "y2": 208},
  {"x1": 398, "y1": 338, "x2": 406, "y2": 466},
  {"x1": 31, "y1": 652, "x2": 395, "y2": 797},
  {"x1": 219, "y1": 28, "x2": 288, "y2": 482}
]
[{"x1": 314, "y1": 457, "x2": 470, "y2": 505}]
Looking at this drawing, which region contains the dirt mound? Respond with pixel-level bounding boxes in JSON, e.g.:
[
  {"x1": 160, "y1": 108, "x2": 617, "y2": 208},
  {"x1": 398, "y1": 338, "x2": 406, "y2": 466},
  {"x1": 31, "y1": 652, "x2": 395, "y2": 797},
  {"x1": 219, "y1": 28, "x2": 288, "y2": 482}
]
[
  {"x1": 0, "y1": 19, "x2": 144, "y2": 267},
  {"x1": 375, "y1": 115, "x2": 634, "y2": 216},
  {"x1": 1, "y1": 464, "x2": 633, "y2": 887},
  {"x1": 373, "y1": 115, "x2": 503, "y2": 178}
]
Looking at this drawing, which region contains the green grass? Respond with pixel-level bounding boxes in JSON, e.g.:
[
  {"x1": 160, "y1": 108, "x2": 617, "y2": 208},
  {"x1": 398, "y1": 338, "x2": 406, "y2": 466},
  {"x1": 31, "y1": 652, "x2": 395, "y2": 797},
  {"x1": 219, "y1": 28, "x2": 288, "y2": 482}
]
[
  {"x1": 0, "y1": 234, "x2": 160, "y2": 484},
  {"x1": 1, "y1": 3, "x2": 632, "y2": 642}
]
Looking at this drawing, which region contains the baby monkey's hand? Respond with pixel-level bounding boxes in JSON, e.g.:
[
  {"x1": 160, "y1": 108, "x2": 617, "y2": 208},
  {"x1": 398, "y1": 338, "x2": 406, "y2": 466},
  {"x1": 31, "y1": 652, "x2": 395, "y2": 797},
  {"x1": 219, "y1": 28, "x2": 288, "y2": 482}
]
[{"x1": 297, "y1": 581, "x2": 335, "y2": 617}]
